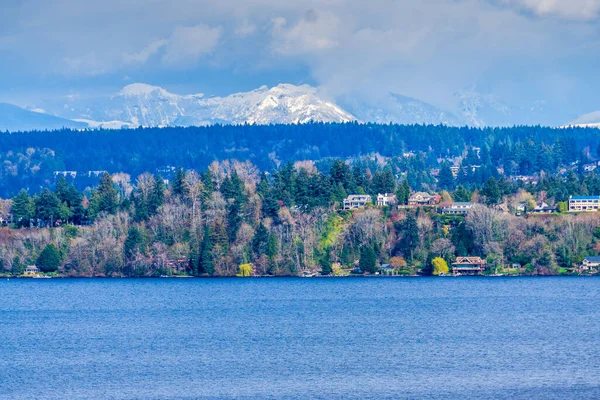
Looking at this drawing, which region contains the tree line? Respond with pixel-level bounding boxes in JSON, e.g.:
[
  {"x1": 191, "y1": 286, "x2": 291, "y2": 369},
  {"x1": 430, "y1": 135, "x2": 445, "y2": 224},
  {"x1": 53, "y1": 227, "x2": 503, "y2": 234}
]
[{"x1": 1, "y1": 157, "x2": 600, "y2": 277}]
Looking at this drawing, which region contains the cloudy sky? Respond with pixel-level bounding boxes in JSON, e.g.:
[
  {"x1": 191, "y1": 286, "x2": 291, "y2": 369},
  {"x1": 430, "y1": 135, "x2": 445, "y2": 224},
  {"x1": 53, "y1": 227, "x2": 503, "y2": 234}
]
[{"x1": 1, "y1": 0, "x2": 600, "y2": 120}]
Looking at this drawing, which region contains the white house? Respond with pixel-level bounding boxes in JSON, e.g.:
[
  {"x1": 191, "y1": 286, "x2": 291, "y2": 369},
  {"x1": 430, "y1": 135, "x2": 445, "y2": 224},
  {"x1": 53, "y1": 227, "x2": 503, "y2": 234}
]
[
  {"x1": 376, "y1": 193, "x2": 397, "y2": 207},
  {"x1": 441, "y1": 202, "x2": 473, "y2": 215},
  {"x1": 343, "y1": 195, "x2": 372, "y2": 210},
  {"x1": 24, "y1": 265, "x2": 40, "y2": 275},
  {"x1": 581, "y1": 256, "x2": 600, "y2": 270}
]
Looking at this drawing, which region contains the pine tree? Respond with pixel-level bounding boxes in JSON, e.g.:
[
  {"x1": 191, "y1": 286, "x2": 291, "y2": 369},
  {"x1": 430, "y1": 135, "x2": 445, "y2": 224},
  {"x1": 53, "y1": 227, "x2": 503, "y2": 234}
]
[
  {"x1": 149, "y1": 175, "x2": 165, "y2": 215},
  {"x1": 251, "y1": 223, "x2": 269, "y2": 258},
  {"x1": 359, "y1": 246, "x2": 377, "y2": 274},
  {"x1": 198, "y1": 226, "x2": 214, "y2": 275},
  {"x1": 124, "y1": 226, "x2": 143, "y2": 260},
  {"x1": 11, "y1": 189, "x2": 34, "y2": 227},
  {"x1": 35, "y1": 189, "x2": 61, "y2": 226},
  {"x1": 438, "y1": 163, "x2": 455, "y2": 190},
  {"x1": 399, "y1": 213, "x2": 419, "y2": 262},
  {"x1": 482, "y1": 176, "x2": 501, "y2": 205},
  {"x1": 92, "y1": 172, "x2": 118, "y2": 215},
  {"x1": 12, "y1": 256, "x2": 25, "y2": 275},
  {"x1": 172, "y1": 167, "x2": 188, "y2": 198},
  {"x1": 37, "y1": 243, "x2": 61, "y2": 273},
  {"x1": 320, "y1": 250, "x2": 333, "y2": 275}
]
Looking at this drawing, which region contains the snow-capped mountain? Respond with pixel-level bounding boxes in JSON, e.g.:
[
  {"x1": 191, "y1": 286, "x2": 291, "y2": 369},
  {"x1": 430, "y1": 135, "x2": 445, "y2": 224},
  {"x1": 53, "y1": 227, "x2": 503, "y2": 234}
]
[
  {"x1": 45, "y1": 83, "x2": 356, "y2": 128},
  {"x1": 341, "y1": 93, "x2": 461, "y2": 126},
  {"x1": 567, "y1": 110, "x2": 600, "y2": 128}
]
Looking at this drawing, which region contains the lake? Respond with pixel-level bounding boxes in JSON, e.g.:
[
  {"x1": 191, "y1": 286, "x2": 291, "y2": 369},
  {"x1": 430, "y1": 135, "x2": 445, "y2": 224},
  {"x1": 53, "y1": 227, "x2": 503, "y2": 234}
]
[{"x1": 1, "y1": 277, "x2": 599, "y2": 399}]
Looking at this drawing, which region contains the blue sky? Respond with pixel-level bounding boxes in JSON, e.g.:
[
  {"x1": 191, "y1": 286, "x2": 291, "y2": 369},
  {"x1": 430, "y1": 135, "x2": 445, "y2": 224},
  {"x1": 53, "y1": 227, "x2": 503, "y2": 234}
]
[{"x1": 1, "y1": 0, "x2": 600, "y2": 119}]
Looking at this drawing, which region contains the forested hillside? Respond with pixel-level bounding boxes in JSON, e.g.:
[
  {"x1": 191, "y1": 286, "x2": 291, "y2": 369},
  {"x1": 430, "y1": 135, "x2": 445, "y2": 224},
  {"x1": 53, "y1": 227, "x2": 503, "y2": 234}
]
[
  {"x1": 2, "y1": 122, "x2": 600, "y2": 277},
  {"x1": 0, "y1": 122, "x2": 598, "y2": 196}
]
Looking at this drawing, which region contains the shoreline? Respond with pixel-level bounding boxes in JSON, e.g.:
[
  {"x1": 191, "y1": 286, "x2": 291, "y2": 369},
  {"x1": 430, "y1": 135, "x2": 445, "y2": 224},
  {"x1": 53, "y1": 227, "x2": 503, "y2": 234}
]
[{"x1": 3, "y1": 274, "x2": 597, "y2": 280}]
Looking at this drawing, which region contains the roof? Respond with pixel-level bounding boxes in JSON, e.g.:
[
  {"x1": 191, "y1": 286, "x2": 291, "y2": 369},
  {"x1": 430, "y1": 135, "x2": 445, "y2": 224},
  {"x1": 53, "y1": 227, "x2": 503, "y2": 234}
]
[
  {"x1": 584, "y1": 256, "x2": 600, "y2": 262},
  {"x1": 570, "y1": 196, "x2": 600, "y2": 200},
  {"x1": 345, "y1": 195, "x2": 372, "y2": 201},
  {"x1": 409, "y1": 191, "x2": 433, "y2": 199},
  {"x1": 453, "y1": 256, "x2": 486, "y2": 265}
]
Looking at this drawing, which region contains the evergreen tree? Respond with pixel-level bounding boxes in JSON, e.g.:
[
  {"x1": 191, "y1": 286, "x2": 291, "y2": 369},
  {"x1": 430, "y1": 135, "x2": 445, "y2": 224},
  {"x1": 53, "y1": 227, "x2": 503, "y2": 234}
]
[
  {"x1": 481, "y1": 176, "x2": 502, "y2": 205},
  {"x1": 398, "y1": 213, "x2": 419, "y2": 262},
  {"x1": 11, "y1": 189, "x2": 34, "y2": 227},
  {"x1": 35, "y1": 189, "x2": 60, "y2": 226},
  {"x1": 91, "y1": 172, "x2": 118, "y2": 216},
  {"x1": 359, "y1": 246, "x2": 377, "y2": 274},
  {"x1": 37, "y1": 243, "x2": 61, "y2": 273},
  {"x1": 12, "y1": 256, "x2": 25, "y2": 275},
  {"x1": 124, "y1": 226, "x2": 143, "y2": 260},
  {"x1": 251, "y1": 223, "x2": 269, "y2": 258},
  {"x1": 320, "y1": 250, "x2": 333, "y2": 275},
  {"x1": 453, "y1": 185, "x2": 471, "y2": 202},
  {"x1": 438, "y1": 163, "x2": 455, "y2": 190},
  {"x1": 227, "y1": 201, "x2": 242, "y2": 243},
  {"x1": 266, "y1": 233, "x2": 278, "y2": 259},
  {"x1": 172, "y1": 167, "x2": 188, "y2": 198},
  {"x1": 149, "y1": 175, "x2": 165, "y2": 215},
  {"x1": 198, "y1": 226, "x2": 214, "y2": 275}
]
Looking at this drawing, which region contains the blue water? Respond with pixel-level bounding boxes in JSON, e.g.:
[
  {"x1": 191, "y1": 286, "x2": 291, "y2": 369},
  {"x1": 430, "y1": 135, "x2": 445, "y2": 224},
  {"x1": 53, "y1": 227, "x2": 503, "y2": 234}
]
[{"x1": 1, "y1": 277, "x2": 599, "y2": 399}]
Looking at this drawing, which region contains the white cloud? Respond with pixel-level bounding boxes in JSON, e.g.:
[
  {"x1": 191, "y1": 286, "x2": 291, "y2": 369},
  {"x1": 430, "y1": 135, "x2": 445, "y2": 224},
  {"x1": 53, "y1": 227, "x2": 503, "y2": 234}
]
[
  {"x1": 271, "y1": 10, "x2": 340, "y2": 55},
  {"x1": 499, "y1": 0, "x2": 600, "y2": 20},
  {"x1": 162, "y1": 24, "x2": 222, "y2": 65},
  {"x1": 123, "y1": 39, "x2": 168, "y2": 64},
  {"x1": 235, "y1": 19, "x2": 257, "y2": 37}
]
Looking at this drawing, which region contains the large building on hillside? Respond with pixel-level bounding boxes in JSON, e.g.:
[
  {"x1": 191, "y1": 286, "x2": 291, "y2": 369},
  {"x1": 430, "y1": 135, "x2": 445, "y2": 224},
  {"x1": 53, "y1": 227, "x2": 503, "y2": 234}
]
[
  {"x1": 408, "y1": 192, "x2": 440, "y2": 206},
  {"x1": 343, "y1": 195, "x2": 372, "y2": 210},
  {"x1": 568, "y1": 196, "x2": 600, "y2": 212},
  {"x1": 376, "y1": 193, "x2": 397, "y2": 207},
  {"x1": 441, "y1": 202, "x2": 473, "y2": 215}
]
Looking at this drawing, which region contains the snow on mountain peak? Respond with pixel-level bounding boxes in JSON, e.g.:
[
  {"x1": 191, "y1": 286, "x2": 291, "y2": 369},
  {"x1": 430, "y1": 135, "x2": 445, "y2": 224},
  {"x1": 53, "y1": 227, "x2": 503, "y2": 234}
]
[
  {"x1": 46, "y1": 83, "x2": 355, "y2": 128},
  {"x1": 118, "y1": 83, "x2": 169, "y2": 97}
]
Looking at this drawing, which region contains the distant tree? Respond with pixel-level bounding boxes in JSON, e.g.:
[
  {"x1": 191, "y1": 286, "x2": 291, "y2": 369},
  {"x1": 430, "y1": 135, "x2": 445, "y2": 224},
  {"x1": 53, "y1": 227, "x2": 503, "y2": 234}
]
[
  {"x1": 432, "y1": 257, "x2": 449, "y2": 276},
  {"x1": 35, "y1": 189, "x2": 61, "y2": 226},
  {"x1": 398, "y1": 213, "x2": 419, "y2": 262},
  {"x1": 481, "y1": 177, "x2": 502, "y2": 205},
  {"x1": 37, "y1": 243, "x2": 61, "y2": 273},
  {"x1": 359, "y1": 246, "x2": 377, "y2": 273},
  {"x1": 438, "y1": 163, "x2": 455, "y2": 191},
  {"x1": 149, "y1": 175, "x2": 165, "y2": 215},
  {"x1": 172, "y1": 167, "x2": 188, "y2": 198},
  {"x1": 12, "y1": 256, "x2": 25, "y2": 275},
  {"x1": 11, "y1": 190, "x2": 34, "y2": 227},
  {"x1": 237, "y1": 263, "x2": 253, "y2": 277},
  {"x1": 453, "y1": 185, "x2": 471, "y2": 203},
  {"x1": 320, "y1": 250, "x2": 333, "y2": 275},
  {"x1": 90, "y1": 173, "x2": 118, "y2": 216},
  {"x1": 198, "y1": 226, "x2": 214, "y2": 275},
  {"x1": 251, "y1": 223, "x2": 269, "y2": 258},
  {"x1": 124, "y1": 226, "x2": 143, "y2": 260},
  {"x1": 389, "y1": 256, "x2": 408, "y2": 270}
]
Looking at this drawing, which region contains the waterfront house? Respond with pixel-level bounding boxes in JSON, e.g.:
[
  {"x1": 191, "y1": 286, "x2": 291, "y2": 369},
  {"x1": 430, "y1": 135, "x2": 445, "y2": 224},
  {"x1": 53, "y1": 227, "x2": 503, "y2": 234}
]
[
  {"x1": 343, "y1": 195, "x2": 372, "y2": 210},
  {"x1": 581, "y1": 256, "x2": 600, "y2": 270},
  {"x1": 452, "y1": 257, "x2": 486, "y2": 276},
  {"x1": 408, "y1": 192, "x2": 440, "y2": 207},
  {"x1": 376, "y1": 193, "x2": 397, "y2": 207},
  {"x1": 441, "y1": 202, "x2": 473, "y2": 215},
  {"x1": 568, "y1": 195, "x2": 600, "y2": 212},
  {"x1": 24, "y1": 265, "x2": 40, "y2": 275}
]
